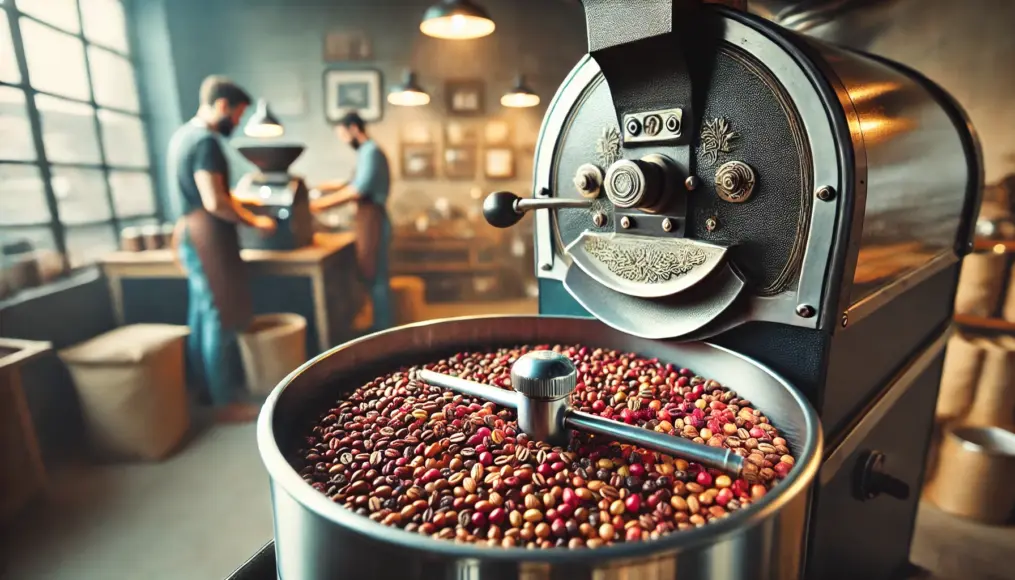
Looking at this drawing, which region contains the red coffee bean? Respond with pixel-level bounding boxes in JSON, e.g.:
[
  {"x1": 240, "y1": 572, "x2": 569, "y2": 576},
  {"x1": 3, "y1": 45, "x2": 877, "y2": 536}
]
[{"x1": 295, "y1": 343, "x2": 795, "y2": 550}]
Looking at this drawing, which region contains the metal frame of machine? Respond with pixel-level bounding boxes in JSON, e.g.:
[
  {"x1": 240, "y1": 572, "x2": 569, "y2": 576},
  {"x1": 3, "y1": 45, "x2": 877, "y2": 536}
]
[{"x1": 248, "y1": 2, "x2": 983, "y2": 579}]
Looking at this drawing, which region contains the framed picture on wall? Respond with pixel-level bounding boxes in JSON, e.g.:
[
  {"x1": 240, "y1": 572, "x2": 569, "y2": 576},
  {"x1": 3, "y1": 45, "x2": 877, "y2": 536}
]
[
  {"x1": 323, "y1": 31, "x2": 372, "y2": 61},
  {"x1": 484, "y1": 148, "x2": 515, "y2": 180},
  {"x1": 402, "y1": 144, "x2": 436, "y2": 179},
  {"x1": 324, "y1": 69, "x2": 382, "y2": 123},
  {"x1": 444, "y1": 146, "x2": 477, "y2": 179},
  {"x1": 484, "y1": 119, "x2": 511, "y2": 145},
  {"x1": 445, "y1": 80, "x2": 485, "y2": 116},
  {"x1": 445, "y1": 121, "x2": 480, "y2": 146},
  {"x1": 401, "y1": 122, "x2": 435, "y2": 145}
]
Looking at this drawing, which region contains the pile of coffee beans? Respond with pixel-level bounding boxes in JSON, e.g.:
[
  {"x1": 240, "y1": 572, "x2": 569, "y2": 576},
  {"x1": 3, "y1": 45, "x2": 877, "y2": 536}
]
[{"x1": 292, "y1": 344, "x2": 796, "y2": 549}]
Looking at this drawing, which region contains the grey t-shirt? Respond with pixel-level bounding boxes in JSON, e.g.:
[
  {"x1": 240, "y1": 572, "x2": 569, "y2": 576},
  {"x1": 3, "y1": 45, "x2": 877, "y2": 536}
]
[{"x1": 167, "y1": 118, "x2": 230, "y2": 216}]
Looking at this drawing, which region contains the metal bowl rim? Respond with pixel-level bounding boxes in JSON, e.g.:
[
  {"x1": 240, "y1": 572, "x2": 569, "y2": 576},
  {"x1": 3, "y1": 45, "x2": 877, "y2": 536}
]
[{"x1": 257, "y1": 314, "x2": 823, "y2": 563}]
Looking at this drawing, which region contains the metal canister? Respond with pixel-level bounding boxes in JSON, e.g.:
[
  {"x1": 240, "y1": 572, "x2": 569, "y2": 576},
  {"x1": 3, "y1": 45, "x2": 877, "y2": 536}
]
[
  {"x1": 121, "y1": 227, "x2": 144, "y2": 252},
  {"x1": 925, "y1": 426, "x2": 1015, "y2": 525},
  {"x1": 141, "y1": 225, "x2": 164, "y2": 250}
]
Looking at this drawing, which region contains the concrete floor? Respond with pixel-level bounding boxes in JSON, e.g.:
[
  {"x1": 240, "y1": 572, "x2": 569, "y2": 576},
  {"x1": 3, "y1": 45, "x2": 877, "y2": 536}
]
[{"x1": 1, "y1": 416, "x2": 273, "y2": 580}]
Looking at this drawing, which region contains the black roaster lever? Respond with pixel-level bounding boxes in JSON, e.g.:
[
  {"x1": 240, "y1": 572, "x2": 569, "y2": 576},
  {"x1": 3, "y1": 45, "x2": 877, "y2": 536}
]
[
  {"x1": 854, "y1": 451, "x2": 911, "y2": 502},
  {"x1": 483, "y1": 191, "x2": 593, "y2": 229}
]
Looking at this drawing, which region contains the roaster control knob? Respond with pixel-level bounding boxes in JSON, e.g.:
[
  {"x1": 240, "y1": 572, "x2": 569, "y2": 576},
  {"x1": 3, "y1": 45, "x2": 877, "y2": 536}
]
[
  {"x1": 483, "y1": 191, "x2": 525, "y2": 228},
  {"x1": 604, "y1": 157, "x2": 668, "y2": 211},
  {"x1": 854, "y1": 451, "x2": 911, "y2": 502},
  {"x1": 510, "y1": 351, "x2": 577, "y2": 401}
]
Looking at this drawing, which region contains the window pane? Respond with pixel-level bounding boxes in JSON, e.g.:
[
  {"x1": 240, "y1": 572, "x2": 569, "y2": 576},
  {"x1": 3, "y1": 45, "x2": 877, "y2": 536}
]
[
  {"x1": 50, "y1": 166, "x2": 112, "y2": 224},
  {"x1": 98, "y1": 109, "x2": 148, "y2": 167},
  {"x1": 81, "y1": 0, "x2": 129, "y2": 53},
  {"x1": 20, "y1": 18, "x2": 90, "y2": 101},
  {"x1": 0, "y1": 12, "x2": 20, "y2": 83},
  {"x1": 0, "y1": 164, "x2": 50, "y2": 225},
  {"x1": 16, "y1": 0, "x2": 81, "y2": 34},
  {"x1": 36, "y1": 94, "x2": 101, "y2": 164},
  {"x1": 109, "y1": 170, "x2": 156, "y2": 218},
  {"x1": 0, "y1": 87, "x2": 35, "y2": 162},
  {"x1": 65, "y1": 223, "x2": 118, "y2": 268},
  {"x1": 88, "y1": 47, "x2": 139, "y2": 112}
]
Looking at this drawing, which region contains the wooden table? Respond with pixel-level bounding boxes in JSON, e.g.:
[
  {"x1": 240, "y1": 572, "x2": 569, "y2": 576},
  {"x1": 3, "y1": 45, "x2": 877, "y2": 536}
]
[
  {"x1": 0, "y1": 338, "x2": 50, "y2": 524},
  {"x1": 100, "y1": 232, "x2": 360, "y2": 353}
]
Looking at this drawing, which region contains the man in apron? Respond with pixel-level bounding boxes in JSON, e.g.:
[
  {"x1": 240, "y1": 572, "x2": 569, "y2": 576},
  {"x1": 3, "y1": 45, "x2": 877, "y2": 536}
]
[
  {"x1": 310, "y1": 112, "x2": 393, "y2": 332},
  {"x1": 167, "y1": 76, "x2": 276, "y2": 423}
]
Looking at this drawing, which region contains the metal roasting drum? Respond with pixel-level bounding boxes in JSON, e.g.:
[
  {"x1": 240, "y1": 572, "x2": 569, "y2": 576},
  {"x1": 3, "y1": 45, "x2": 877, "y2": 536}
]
[{"x1": 257, "y1": 0, "x2": 982, "y2": 578}]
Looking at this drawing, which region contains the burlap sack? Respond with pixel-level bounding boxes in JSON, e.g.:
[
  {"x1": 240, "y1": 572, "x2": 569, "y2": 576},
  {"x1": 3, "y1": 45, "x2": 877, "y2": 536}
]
[
  {"x1": 954, "y1": 252, "x2": 1007, "y2": 317},
  {"x1": 1000, "y1": 266, "x2": 1015, "y2": 322},
  {"x1": 59, "y1": 324, "x2": 190, "y2": 461},
  {"x1": 965, "y1": 336, "x2": 1015, "y2": 428},
  {"x1": 238, "y1": 314, "x2": 307, "y2": 396},
  {"x1": 391, "y1": 276, "x2": 426, "y2": 325},
  {"x1": 936, "y1": 332, "x2": 985, "y2": 422}
]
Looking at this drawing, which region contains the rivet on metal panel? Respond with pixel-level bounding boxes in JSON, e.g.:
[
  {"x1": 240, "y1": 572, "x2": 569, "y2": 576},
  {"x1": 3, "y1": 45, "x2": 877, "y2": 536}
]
[
  {"x1": 592, "y1": 212, "x2": 607, "y2": 228},
  {"x1": 705, "y1": 217, "x2": 718, "y2": 232},
  {"x1": 795, "y1": 304, "x2": 816, "y2": 318},
  {"x1": 841, "y1": 312, "x2": 849, "y2": 328},
  {"x1": 620, "y1": 216, "x2": 632, "y2": 229},
  {"x1": 684, "y1": 175, "x2": 700, "y2": 191},
  {"x1": 662, "y1": 218, "x2": 673, "y2": 232},
  {"x1": 816, "y1": 186, "x2": 835, "y2": 201}
]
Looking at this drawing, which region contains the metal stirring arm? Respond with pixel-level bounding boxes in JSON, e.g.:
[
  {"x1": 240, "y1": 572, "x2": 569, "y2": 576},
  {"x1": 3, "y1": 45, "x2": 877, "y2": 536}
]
[{"x1": 418, "y1": 355, "x2": 750, "y2": 481}]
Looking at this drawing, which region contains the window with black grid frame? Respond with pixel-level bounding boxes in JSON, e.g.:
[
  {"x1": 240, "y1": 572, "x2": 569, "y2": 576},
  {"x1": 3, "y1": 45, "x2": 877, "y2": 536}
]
[{"x1": 0, "y1": 0, "x2": 159, "y2": 277}]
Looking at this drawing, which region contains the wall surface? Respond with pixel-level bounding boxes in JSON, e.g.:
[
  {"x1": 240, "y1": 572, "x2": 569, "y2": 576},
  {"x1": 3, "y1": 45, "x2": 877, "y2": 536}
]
[{"x1": 131, "y1": 0, "x2": 589, "y2": 222}]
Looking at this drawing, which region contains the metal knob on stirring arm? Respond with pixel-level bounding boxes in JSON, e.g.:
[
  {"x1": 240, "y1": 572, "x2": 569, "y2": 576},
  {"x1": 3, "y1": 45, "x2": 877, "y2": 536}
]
[{"x1": 418, "y1": 351, "x2": 750, "y2": 480}]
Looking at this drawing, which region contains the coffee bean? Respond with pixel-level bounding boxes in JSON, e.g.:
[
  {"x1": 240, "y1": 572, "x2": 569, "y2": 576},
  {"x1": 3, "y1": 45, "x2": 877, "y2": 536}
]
[{"x1": 295, "y1": 343, "x2": 796, "y2": 549}]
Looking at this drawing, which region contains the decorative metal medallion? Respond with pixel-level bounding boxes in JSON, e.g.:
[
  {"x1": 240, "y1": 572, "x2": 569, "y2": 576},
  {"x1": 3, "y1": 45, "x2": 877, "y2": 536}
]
[
  {"x1": 699, "y1": 117, "x2": 740, "y2": 166},
  {"x1": 596, "y1": 126, "x2": 622, "y2": 167},
  {"x1": 582, "y1": 235, "x2": 710, "y2": 284},
  {"x1": 714, "y1": 161, "x2": 756, "y2": 203}
]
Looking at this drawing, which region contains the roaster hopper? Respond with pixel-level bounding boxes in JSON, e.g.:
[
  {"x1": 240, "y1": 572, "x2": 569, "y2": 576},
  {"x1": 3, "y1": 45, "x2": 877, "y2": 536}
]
[
  {"x1": 234, "y1": 145, "x2": 313, "y2": 251},
  {"x1": 252, "y1": 1, "x2": 982, "y2": 579}
]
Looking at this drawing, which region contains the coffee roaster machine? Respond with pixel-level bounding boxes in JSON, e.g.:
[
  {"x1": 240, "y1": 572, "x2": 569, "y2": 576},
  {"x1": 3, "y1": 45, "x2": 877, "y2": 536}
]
[
  {"x1": 236, "y1": 1, "x2": 982, "y2": 579},
  {"x1": 233, "y1": 145, "x2": 314, "y2": 251}
]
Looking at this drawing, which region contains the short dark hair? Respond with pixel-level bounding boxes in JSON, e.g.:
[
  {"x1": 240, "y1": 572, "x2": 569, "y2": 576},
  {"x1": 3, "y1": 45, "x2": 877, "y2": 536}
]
[
  {"x1": 199, "y1": 75, "x2": 251, "y2": 108},
  {"x1": 337, "y1": 111, "x2": 366, "y2": 132}
]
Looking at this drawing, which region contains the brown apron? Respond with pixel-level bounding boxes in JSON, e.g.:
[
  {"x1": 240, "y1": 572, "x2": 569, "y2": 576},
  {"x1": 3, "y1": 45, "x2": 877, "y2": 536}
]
[
  {"x1": 171, "y1": 211, "x2": 253, "y2": 330},
  {"x1": 354, "y1": 202, "x2": 385, "y2": 281}
]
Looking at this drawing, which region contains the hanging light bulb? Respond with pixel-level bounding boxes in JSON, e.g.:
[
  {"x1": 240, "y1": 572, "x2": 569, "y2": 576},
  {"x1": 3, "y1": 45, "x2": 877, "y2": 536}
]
[
  {"x1": 420, "y1": 0, "x2": 495, "y2": 40},
  {"x1": 243, "y1": 99, "x2": 285, "y2": 138},
  {"x1": 388, "y1": 70, "x2": 431, "y2": 107},
  {"x1": 500, "y1": 75, "x2": 540, "y2": 108}
]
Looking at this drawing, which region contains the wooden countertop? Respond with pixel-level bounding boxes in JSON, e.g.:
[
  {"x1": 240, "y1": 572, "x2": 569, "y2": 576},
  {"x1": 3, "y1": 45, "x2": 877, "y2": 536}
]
[
  {"x1": 0, "y1": 338, "x2": 52, "y2": 372},
  {"x1": 100, "y1": 232, "x2": 355, "y2": 266}
]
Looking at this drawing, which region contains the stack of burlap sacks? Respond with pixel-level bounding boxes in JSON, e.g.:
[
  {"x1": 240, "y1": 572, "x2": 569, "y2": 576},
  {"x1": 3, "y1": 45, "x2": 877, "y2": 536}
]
[
  {"x1": 926, "y1": 248, "x2": 1015, "y2": 524},
  {"x1": 940, "y1": 250, "x2": 1015, "y2": 427}
]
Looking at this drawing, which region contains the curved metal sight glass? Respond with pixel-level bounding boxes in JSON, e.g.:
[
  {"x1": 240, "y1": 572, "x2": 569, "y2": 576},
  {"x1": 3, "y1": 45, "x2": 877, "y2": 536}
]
[
  {"x1": 419, "y1": 350, "x2": 752, "y2": 481},
  {"x1": 420, "y1": 0, "x2": 496, "y2": 40}
]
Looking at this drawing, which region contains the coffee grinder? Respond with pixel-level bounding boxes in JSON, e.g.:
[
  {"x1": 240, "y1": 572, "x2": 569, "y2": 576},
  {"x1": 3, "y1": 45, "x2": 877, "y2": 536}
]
[{"x1": 233, "y1": 144, "x2": 314, "y2": 251}]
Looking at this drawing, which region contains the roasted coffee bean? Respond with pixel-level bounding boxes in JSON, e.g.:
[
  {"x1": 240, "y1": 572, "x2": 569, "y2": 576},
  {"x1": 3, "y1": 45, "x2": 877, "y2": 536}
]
[{"x1": 294, "y1": 343, "x2": 796, "y2": 549}]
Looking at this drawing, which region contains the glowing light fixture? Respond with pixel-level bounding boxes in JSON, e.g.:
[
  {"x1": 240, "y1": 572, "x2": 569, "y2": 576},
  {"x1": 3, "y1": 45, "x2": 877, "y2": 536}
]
[
  {"x1": 500, "y1": 75, "x2": 540, "y2": 108},
  {"x1": 244, "y1": 99, "x2": 284, "y2": 138},
  {"x1": 420, "y1": 0, "x2": 495, "y2": 40},
  {"x1": 388, "y1": 70, "x2": 431, "y2": 107}
]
